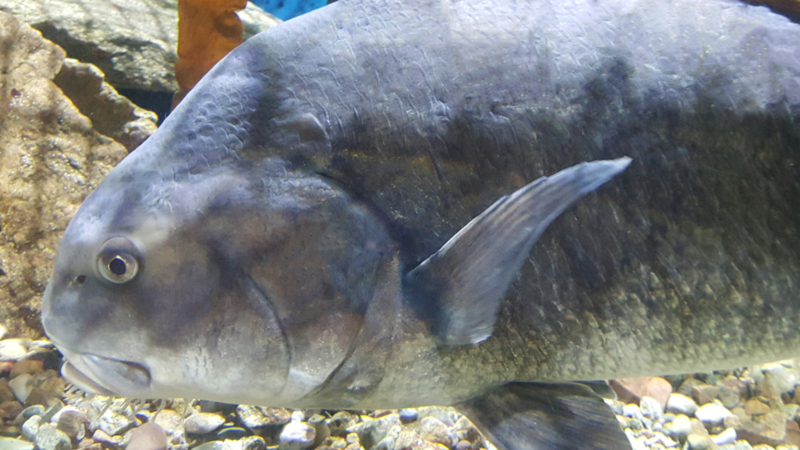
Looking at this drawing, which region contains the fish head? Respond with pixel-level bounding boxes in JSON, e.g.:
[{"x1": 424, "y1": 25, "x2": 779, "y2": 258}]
[{"x1": 42, "y1": 148, "x2": 394, "y2": 405}]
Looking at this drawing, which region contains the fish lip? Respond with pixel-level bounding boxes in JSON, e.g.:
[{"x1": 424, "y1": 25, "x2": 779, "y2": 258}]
[{"x1": 61, "y1": 353, "x2": 151, "y2": 396}]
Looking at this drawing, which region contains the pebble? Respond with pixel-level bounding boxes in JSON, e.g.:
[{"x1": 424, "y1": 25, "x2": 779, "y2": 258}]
[
  {"x1": 236, "y1": 406, "x2": 268, "y2": 429},
  {"x1": 0, "y1": 437, "x2": 34, "y2": 450},
  {"x1": 21, "y1": 415, "x2": 40, "y2": 442},
  {"x1": 9, "y1": 361, "x2": 43, "y2": 379},
  {"x1": 56, "y1": 409, "x2": 86, "y2": 441},
  {"x1": 693, "y1": 384, "x2": 721, "y2": 405},
  {"x1": 641, "y1": 396, "x2": 665, "y2": 422},
  {"x1": 0, "y1": 341, "x2": 28, "y2": 362},
  {"x1": 216, "y1": 427, "x2": 247, "y2": 440},
  {"x1": 399, "y1": 409, "x2": 418, "y2": 424},
  {"x1": 279, "y1": 419, "x2": 315, "y2": 450},
  {"x1": 308, "y1": 414, "x2": 330, "y2": 447},
  {"x1": 184, "y1": 413, "x2": 224, "y2": 434},
  {"x1": 696, "y1": 402, "x2": 734, "y2": 425},
  {"x1": 686, "y1": 433, "x2": 716, "y2": 450},
  {"x1": 711, "y1": 428, "x2": 738, "y2": 446},
  {"x1": 99, "y1": 408, "x2": 135, "y2": 436},
  {"x1": 761, "y1": 365, "x2": 800, "y2": 396},
  {"x1": 35, "y1": 423, "x2": 71, "y2": 450},
  {"x1": 0, "y1": 382, "x2": 15, "y2": 404},
  {"x1": 666, "y1": 393, "x2": 699, "y2": 416},
  {"x1": 328, "y1": 412, "x2": 351, "y2": 437},
  {"x1": 419, "y1": 417, "x2": 455, "y2": 449},
  {"x1": 663, "y1": 414, "x2": 692, "y2": 440},
  {"x1": 240, "y1": 436, "x2": 266, "y2": 450},
  {"x1": 0, "y1": 401, "x2": 23, "y2": 420},
  {"x1": 15, "y1": 405, "x2": 44, "y2": 426},
  {"x1": 7, "y1": 376, "x2": 31, "y2": 404},
  {"x1": 125, "y1": 423, "x2": 166, "y2": 450}
]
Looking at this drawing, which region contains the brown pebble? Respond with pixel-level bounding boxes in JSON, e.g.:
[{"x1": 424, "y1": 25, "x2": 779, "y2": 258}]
[
  {"x1": 692, "y1": 384, "x2": 720, "y2": 405},
  {"x1": 9, "y1": 360, "x2": 44, "y2": 378},
  {"x1": 77, "y1": 438, "x2": 95, "y2": 448},
  {"x1": 745, "y1": 398, "x2": 772, "y2": 416},
  {"x1": 24, "y1": 387, "x2": 57, "y2": 407},
  {"x1": 611, "y1": 376, "x2": 672, "y2": 407},
  {"x1": 370, "y1": 410, "x2": 393, "y2": 418},
  {"x1": 126, "y1": 423, "x2": 167, "y2": 450},
  {"x1": 0, "y1": 425, "x2": 21, "y2": 437},
  {"x1": 0, "y1": 400, "x2": 23, "y2": 419},
  {"x1": 0, "y1": 381, "x2": 15, "y2": 403},
  {"x1": 0, "y1": 362, "x2": 13, "y2": 376}
]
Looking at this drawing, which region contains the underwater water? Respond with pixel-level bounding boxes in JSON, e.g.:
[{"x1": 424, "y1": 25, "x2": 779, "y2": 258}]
[
  {"x1": 250, "y1": 0, "x2": 329, "y2": 20},
  {"x1": 1, "y1": 0, "x2": 800, "y2": 450}
]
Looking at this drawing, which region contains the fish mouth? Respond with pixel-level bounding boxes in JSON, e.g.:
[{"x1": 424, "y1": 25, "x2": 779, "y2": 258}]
[{"x1": 61, "y1": 353, "x2": 151, "y2": 396}]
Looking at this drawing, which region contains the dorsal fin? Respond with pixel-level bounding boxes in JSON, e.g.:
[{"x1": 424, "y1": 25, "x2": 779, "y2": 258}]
[{"x1": 403, "y1": 158, "x2": 631, "y2": 345}]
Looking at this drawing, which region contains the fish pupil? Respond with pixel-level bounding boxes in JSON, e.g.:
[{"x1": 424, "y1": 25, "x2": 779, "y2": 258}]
[{"x1": 109, "y1": 257, "x2": 127, "y2": 276}]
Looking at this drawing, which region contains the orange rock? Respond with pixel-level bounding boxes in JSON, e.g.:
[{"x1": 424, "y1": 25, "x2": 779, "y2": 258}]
[
  {"x1": 610, "y1": 376, "x2": 672, "y2": 407},
  {"x1": 173, "y1": 0, "x2": 247, "y2": 108}
]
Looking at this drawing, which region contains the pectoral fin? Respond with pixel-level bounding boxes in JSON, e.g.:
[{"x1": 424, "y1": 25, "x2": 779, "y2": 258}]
[
  {"x1": 459, "y1": 382, "x2": 631, "y2": 450},
  {"x1": 403, "y1": 158, "x2": 631, "y2": 345}
]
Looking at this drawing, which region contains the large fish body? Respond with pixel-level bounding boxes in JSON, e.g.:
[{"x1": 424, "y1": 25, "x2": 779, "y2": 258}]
[{"x1": 43, "y1": 0, "x2": 800, "y2": 449}]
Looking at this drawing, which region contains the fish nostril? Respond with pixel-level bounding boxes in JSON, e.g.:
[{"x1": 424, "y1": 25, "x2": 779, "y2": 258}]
[{"x1": 75, "y1": 275, "x2": 87, "y2": 285}]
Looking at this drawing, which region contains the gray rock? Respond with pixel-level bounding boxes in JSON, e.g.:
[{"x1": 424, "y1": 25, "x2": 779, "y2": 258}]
[
  {"x1": 695, "y1": 403, "x2": 733, "y2": 425},
  {"x1": 760, "y1": 364, "x2": 800, "y2": 396},
  {"x1": 307, "y1": 414, "x2": 330, "y2": 447},
  {"x1": 399, "y1": 409, "x2": 418, "y2": 424},
  {"x1": 279, "y1": 419, "x2": 315, "y2": 450},
  {"x1": 719, "y1": 441, "x2": 753, "y2": 450},
  {"x1": 99, "y1": 408, "x2": 135, "y2": 436},
  {"x1": 0, "y1": 10, "x2": 129, "y2": 340},
  {"x1": 686, "y1": 433, "x2": 715, "y2": 450},
  {"x1": 56, "y1": 409, "x2": 86, "y2": 440},
  {"x1": 193, "y1": 442, "x2": 223, "y2": 450},
  {"x1": 39, "y1": 403, "x2": 62, "y2": 424},
  {"x1": 0, "y1": 0, "x2": 280, "y2": 93},
  {"x1": 0, "y1": 437, "x2": 34, "y2": 450},
  {"x1": 34, "y1": 423, "x2": 71, "y2": 450},
  {"x1": 20, "y1": 415, "x2": 40, "y2": 442},
  {"x1": 395, "y1": 430, "x2": 421, "y2": 449},
  {"x1": 0, "y1": 343, "x2": 27, "y2": 362},
  {"x1": 641, "y1": 396, "x2": 665, "y2": 422},
  {"x1": 236, "y1": 405, "x2": 269, "y2": 429},
  {"x1": 6, "y1": 376, "x2": 31, "y2": 405},
  {"x1": 419, "y1": 417, "x2": 455, "y2": 449},
  {"x1": 710, "y1": 428, "x2": 736, "y2": 446},
  {"x1": 216, "y1": 427, "x2": 247, "y2": 440},
  {"x1": 13, "y1": 406, "x2": 43, "y2": 426},
  {"x1": 666, "y1": 393, "x2": 699, "y2": 416},
  {"x1": 184, "y1": 413, "x2": 225, "y2": 434},
  {"x1": 623, "y1": 404, "x2": 645, "y2": 431},
  {"x1": 153, "y1": 409, "x2": 185, "y2": 450},
  {"x1": 126, "y1": 423, "x2": 167, "y2": 450},
  {"x1": 92, "y1": 429, "x2": 122, "y2": 447},
  {"x1": 240, "y1": 436, "x2": 266, "y2": 450},
  {"x1": 415, "y1": 407, "x2": 459, "y2": 427},
  {"x1": 373, "y1": 425, "x2": 400, "y2": 450},
  {"x1": 663, "y1": 414, "x2": 692, "y2": 441}
]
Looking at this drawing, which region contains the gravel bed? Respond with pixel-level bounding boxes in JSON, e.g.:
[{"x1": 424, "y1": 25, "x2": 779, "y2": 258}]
[{"x1": 1, "y1": 328, "x2": 800, "y2": 450}]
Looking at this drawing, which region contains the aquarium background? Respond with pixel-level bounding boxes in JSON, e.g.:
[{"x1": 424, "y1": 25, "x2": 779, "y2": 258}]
[{"x1": 0, "y1": 0, "x2": 800, "y2": 450}]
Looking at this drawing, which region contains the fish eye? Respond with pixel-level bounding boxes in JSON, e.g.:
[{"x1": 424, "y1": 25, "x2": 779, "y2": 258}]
[{"x1": 96, "y1": 237, "x2": 141, "y2": 284}]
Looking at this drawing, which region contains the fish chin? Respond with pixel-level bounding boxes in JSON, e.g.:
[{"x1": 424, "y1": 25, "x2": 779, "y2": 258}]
[{"x1": 61, "y1": 353, "x2": 151, "y2": 397}]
